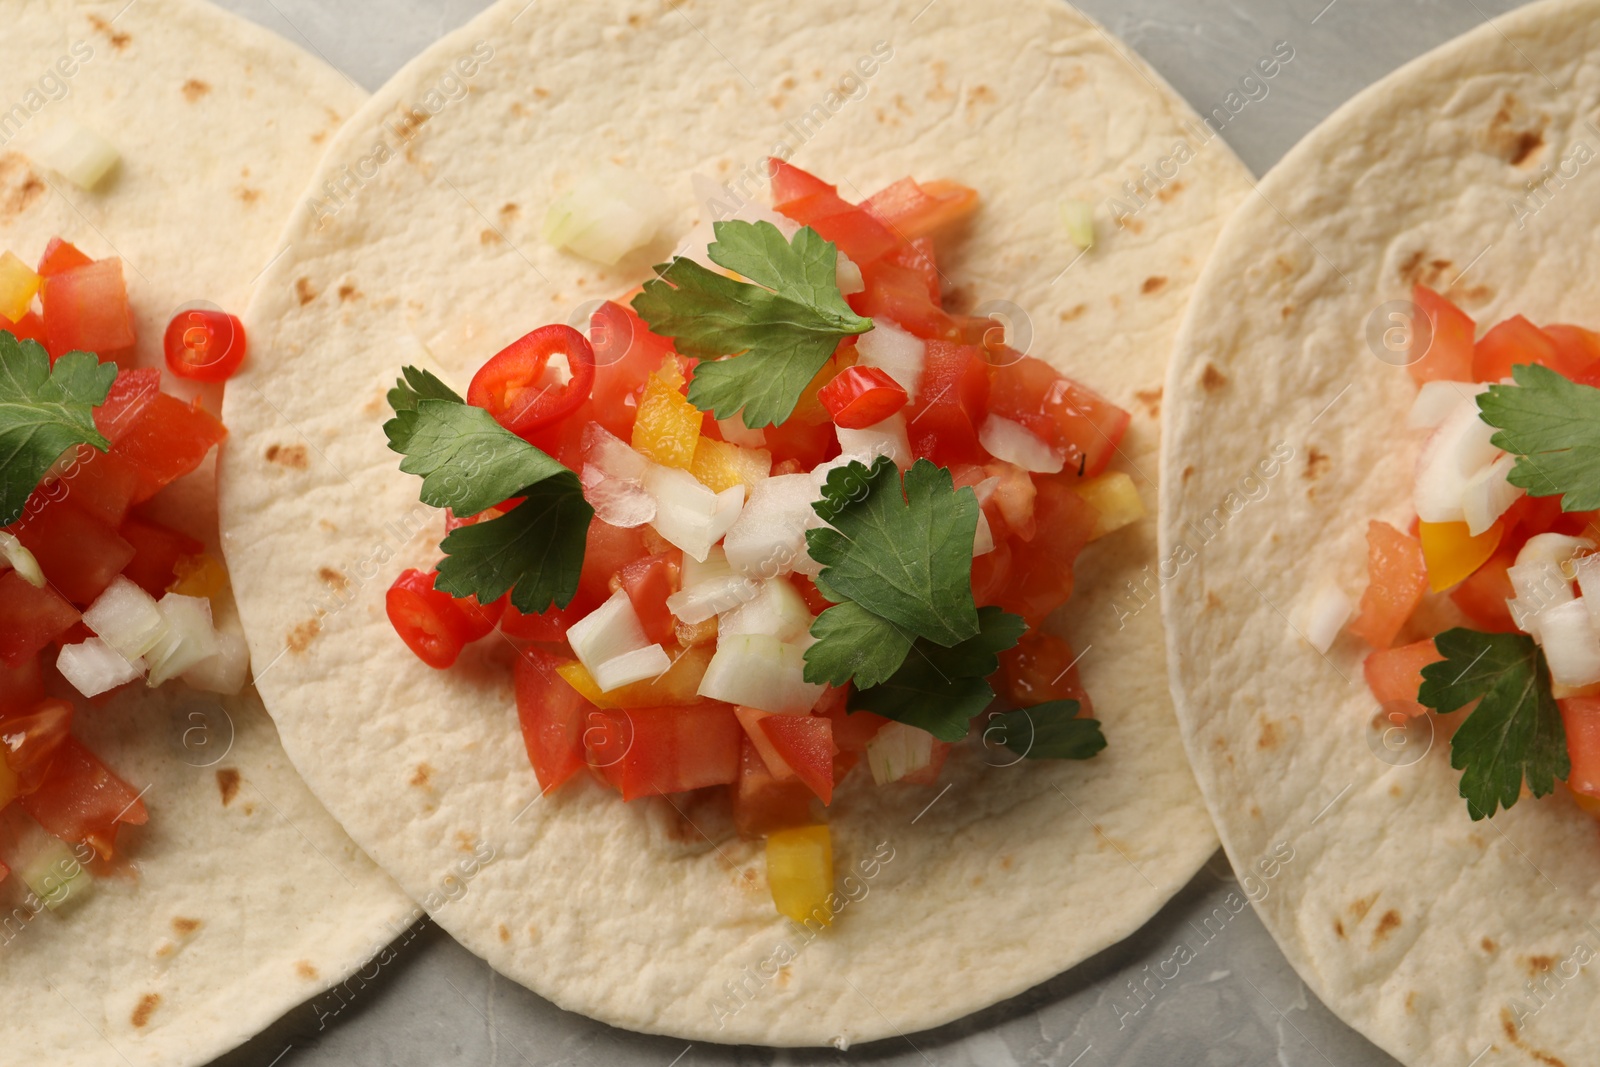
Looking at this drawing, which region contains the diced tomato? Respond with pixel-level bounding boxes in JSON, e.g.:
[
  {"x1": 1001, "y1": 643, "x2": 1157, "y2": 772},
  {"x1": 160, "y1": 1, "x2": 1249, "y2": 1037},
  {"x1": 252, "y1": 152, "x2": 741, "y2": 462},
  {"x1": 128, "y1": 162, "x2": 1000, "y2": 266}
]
[
  {"x1": 451, "y1": 593, "x2": 506, "y2": 642},
  {"x1": 385, "y1": 568, "x2": 475, "y2": 669},
  {"x1": 94, "y1": 367, "x2": 161, "y2": 441},
  {"x1": 761, "y1": 416, "x2": 837, "y2": 470},
  {"x1": 500, "y1": 596, "x2": 597, "y2": 642},
  {"x1": 0, "y1": 310, "x2": 47, "y2": 348},
  {"x1": 1561, "y1": 697, "x2": 1600, "y2": 798},
  {"x1": 584, "y1": 703, "x2": 742, "y2": 801},
  {"x1": 998, "y1": 630, "x2": 1094, "y2": 716},
  {"x1": 768, "y1": 159, "x2": 900, "y2": 263},
  {"x1": 617, "y1": 552, "x2": 679, "y2": 646},
  {"x1": 759, "y1": 714, "x2": 834, "y2": 804},
  {"x1": 1473, "y1": 315, "x2": 1558, "y2": 383},
  {"x1": 887, "y1": 237, "x2": 940, "y2": 301},
  {"x1": 20, "y1": 738, "x2": 147, "y2": 859},
  {"x1": 988, "y1": 356, "x2": 1131, "y2": 479},
  {"x1": 732, "y1": 737, "x2": 816, "y2": 837},
  {"x1": 900, "y1": 740, "x2": 952, "y2": 785},
  {"x1": 163, "y1": 308, "x2": 248, "y2": 383},
  {"x1": 862, "y1": 177, "x2": 979, "y2": 239},
  {"x1": 1502, "y1": 494, "x2": 1568, "y2": 557},
  {"x1": 0, "y1": 657, "x2": 45, "y2": 719},
  {"x1": 818, "y1": 365, "x2": 909, "y2": 429},
  {"x1": 851, "y1": 258, "x2": 962, "y2": 341},
  {"x1": 118, "y1": 516, "x2": 204, "y2": 597},
  {"x1": 108, "y1": 392, "x2": 228, "y2": 501},
  {"x1": 1450, "y1": 544, "x2": 1519, "y2": 632},
  {"x1": 0, "y1": 572, "x2": 80, "y2": 667},
  {"x1": 590, "y1": 300, "x2": 679, "y2": 439},
  {"x1": 788, "y1": 574, "x2": 833, "y2": 616},
  {"x1": 36, "y1": 238, "x2": 93, "y2": 277},
  {"x1": 1409, "y1": 286, "x2": 1475, "y2": 385},
  {"x1": 1348, "y1": 521, "x2": 1429, "y2": 650},
  {"x1": 970, "y1": 537, "x2": 1014, "y2": 606},
  {"x1": 1, "y1": 699, "x2": 74, "y2": 795},
  {"x1": 513, "y1": 648, "x2": 593, "y2": 793},
  {"x1": 468, "y1": 324, "x2": 596, "y2": 441},
  {"x1": 734, "y1": 705, "x2": 794, "y2": 779},
  {"x1": 53, "y1": 447, "x2": 142, "y2": 527},
  {"x1": 993, "y1": 479, "x2": 1097, "y2": 624},
  {"x1": 1363, "y1": 639, "x2": 1444, "y2": 718},
  {"x1": 905, "y1": 340, "x2": 990, "y2": 466},
  {"x1": 1541, "y1": 324, "x2": 1600, "y2": 382},
  {"x1": 41, "y1": 258, "x2": 136, "y2": 360},
  {"x1": 8, "y1": 500, "x2": 134, "y2": 606},
  {"x1": 578, "y1": 521, "x2": 650, "y2": 606}
]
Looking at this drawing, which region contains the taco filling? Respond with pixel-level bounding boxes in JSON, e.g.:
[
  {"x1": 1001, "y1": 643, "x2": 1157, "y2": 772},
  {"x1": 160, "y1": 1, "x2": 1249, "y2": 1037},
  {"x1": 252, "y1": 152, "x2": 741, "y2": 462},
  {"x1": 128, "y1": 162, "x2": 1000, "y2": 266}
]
[
  {"x1": 381, "y1": 161, "x2": 1142, "y2": 921},
  {"x1": 1344, "y1": 284, "x2": 1600, "y2": 820}
]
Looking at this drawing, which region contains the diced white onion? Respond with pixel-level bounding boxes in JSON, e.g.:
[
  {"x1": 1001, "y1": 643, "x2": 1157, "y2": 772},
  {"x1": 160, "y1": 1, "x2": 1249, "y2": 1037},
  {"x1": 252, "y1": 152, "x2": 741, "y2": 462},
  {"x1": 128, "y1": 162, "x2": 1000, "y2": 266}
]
[
  {"x1": 1061, "y1": 199, "x2": 1096, "y2": 251},
  {"x1": 733, "y1": 705, "x2": 796, "y2": 779},
  {"x1": 716, "y1": 416, "x2": 767, "y2": 448},
  {"x1": 979, "y1": 415, "x2": 1065, "y2": 474},
  {"x1": 584, "y1": 425, "x2": 651, "y2": 481},
  {"x1": 566, "y1": 589, "x2": 651, "y2": 679},
  {"x1": 592, "y1": 644, "x2": 673, "y2": 691},
  {"x1": 1408, "y1": 380, "x2": 1485, "y2": 430},
  {"x1": 1413, "y1": 398, "x2": 1502, "y2": 524},
  {"x1": 723, "y1": 473, "x2": 825, "y2": 579},
  {"x1": 696, "y1": 633, "x2": 823, "y2": 713},
  {"x1": 641, "y1": 465, "x2": 742, "y2": 563},
  {"x1": 973, "y1": 511, "x2": 996, "y2": 557},
  {"x1": 718, "y1": 580, "x2": 813, "y2": 642},
  {"x1": 581, "y1": 464, "x2": 656, "y2": 528},
  {"x1": 542, "y1": 162, "x2": 670, "y2": 266},
  {"x1": 56, "y1": 638, "x2": 144, "y2": 698},
  {"x1": 836, "y1": 252, "x2": 865, "y2": 296},
  {"x1": 83, "y1": 577, "x2": 168, "y2": 660},
  {"x1": 666, "y1": 572, "x2": 757, "y2": 624},
  {"x1": 1541, "y1": 599, "x2": 1600, "y2": 687},
  {"x1": 1461, "y1": 454, "x2": 1524, "y2": 537},
  {"x1": 855, "y1": 319, "x2": 925, "y2": 401},
  {"x1": 30, "y1": 118, "x2": 119, "y2": 190},
  {"x1": 145, "y1": 594, "x2": 219, "y2": 688},
  {"x1": 1508, "y1": 560, "x2": 1577, "y2": 640},
  {"x1": 835, "y1": 412, "x2": 911, "y2": 469},
  {"x1": 1578, "y1": 556, "x2": 1600, "y2": 633},
  {"x1": 1517, "y1": 534, "x2": 1595, "y2": 571},
  {"x1": 1303, "y1": 582, "x2": 1353, "y2": 655},
  {"x1": 0, "y1": 532, "x2": 45, "y2": 588},
  {"x1": 183, "y1": 628, "x2": 250, "y2": 695},
  {"x1": 866, "y1": 721, "x2": 936, "y2": 785}
]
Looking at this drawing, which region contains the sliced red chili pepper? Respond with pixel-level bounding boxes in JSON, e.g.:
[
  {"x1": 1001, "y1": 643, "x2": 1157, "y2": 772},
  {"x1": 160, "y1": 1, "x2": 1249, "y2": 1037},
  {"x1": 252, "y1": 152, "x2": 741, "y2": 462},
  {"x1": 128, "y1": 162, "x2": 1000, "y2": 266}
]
[
  {"x1": 385, "y1": 568, "x2": 476, "y2": 669},
  {"x1": 467, "y1": 324, "x2": 596, "y2": 441},
  {"x1": 163, "y1": 307, "x2": 248, "y2": 382},
  {"x1": 817, "y1": 364, "x2": 909, "y2": 429}
]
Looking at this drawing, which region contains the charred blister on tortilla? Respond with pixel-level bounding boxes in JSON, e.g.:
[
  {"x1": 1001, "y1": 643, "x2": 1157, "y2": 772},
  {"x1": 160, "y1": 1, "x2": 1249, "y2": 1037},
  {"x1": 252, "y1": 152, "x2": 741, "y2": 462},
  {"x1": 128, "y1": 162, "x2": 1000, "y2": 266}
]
[{"x1": 380, "y1": 162, "x2": 1146, "y2": 921}]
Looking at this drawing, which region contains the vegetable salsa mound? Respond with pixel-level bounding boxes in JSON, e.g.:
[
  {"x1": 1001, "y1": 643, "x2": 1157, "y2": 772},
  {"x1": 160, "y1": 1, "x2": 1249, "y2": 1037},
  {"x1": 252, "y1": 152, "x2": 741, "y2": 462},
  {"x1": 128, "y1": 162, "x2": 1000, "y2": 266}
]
[{"x1": 384, "y1": 162, "x2": 1142, "y2": 923}]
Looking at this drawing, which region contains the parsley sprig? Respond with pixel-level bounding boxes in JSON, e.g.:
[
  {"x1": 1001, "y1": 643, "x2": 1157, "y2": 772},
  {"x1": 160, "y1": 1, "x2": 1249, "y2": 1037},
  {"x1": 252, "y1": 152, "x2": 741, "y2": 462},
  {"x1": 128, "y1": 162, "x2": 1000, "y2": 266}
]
[
  {"x1": 0, "y1": 332, "x2": 117, "y2": 526},
  {"x1": 631, "y1": 220, "x2": 873, "y2": 429},
  {"x1": 1418, "y1": 628, "x2": 1568, "y2": 820},
  {"x1": 385, "y1": 367, "x2": 592, "y2": 612},
  {"x1": 1479, "y1": 364, "x2": 1600, "y2": 510}
]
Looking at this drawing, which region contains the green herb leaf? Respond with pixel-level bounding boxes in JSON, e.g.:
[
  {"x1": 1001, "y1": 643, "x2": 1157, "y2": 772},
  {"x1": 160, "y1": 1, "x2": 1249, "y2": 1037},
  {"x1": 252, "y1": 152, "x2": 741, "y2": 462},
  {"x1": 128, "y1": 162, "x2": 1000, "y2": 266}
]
[
  {"x1": 803, "y1": 601, "x2": 914, "y2": 688},
  {"x1": 0, "y1": 334, "x2": 117, "y2": 526},
  {"x1": 386, "y1": 365, "x2": 592, "y2": 611},
  {"x1": 434, "y1": 475, "x2": 592, "y2": 613},
  {"x1": 1478, "y1": 363, "x2": 1600, "y2": 511},
  {"x1": 806, "y1": 457, "x2": 981, "y2": 647},
  {"x1": 1418, "y1": 628, "x2": 1568, "y2": 820},
  {"x1": 984, "y1": 702, "x2": 1106, "y2": 760},
  {"x1": 631, "y1": 221, "x2": 872, "y2": 428}
]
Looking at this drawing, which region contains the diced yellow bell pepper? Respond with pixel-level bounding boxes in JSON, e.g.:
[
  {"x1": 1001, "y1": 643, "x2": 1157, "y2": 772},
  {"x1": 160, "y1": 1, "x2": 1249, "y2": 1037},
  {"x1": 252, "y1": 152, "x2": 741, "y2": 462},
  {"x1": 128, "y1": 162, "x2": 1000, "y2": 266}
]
[
  {"x1": 0, "y1": 251, "x2": 41, "y2": 323},
  {"x1": 1419, "y1": 520, "x2": 1504, "y2": 593},
  {"x1": 1075, "y1": 471, "x2": 1145, "y2": 541},
  {"x1": 632, "y1": 358, "x2": 702, "y2": 469},
  {"x1": 555, "y1": 644, "x2": 714, "y2": 708},
  {"x1": 689, "y1": 437, "x2": 772, "y2": 494},
  {"x1": 168, "y1": 552, "x2": 230, "y2": 604},
  {"x1": 766, "y1": 824, "x2": 833, "y2": 925}
]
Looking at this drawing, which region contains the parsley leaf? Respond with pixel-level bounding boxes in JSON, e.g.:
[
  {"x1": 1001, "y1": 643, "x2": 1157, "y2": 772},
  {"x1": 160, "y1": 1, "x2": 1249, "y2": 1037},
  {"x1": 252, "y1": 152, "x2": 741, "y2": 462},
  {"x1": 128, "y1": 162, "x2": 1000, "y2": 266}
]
[
  {"x1": 385, "y1": 366, "x2": 592, "y2": 611},
  {"x1": 806, "y1": 457, "x2": 981, "y2": 647},
  {"x1": 1478, "y1": 363, "x2": 1600, "y2": 510},
  {"x1": 631, "y1": 221, "x2": 872, "y2": 428},
  {"x1": 0, "y1": 333, "x2": 116, "y2": 526},
  {"x1": 985, "y1": 702, "x2": 1107, "y2": 760},
  {"x1": 1418, "y1": 628, "x2": 1568, "y2": 820},
  {"x1": 804, "y1": 601, "x2": 913, "y2": 689}
]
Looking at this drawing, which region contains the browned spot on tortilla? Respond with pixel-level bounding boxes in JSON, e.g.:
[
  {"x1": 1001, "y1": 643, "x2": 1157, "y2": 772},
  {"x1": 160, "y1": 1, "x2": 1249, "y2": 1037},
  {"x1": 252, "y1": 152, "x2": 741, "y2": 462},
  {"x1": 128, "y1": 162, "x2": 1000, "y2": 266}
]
[
  {"x1": 296, "y1": 961, "x2": 319, "y2": 980},
  {"x1": 154, "y1": 942, "x2": 174, "y2": 959},
  {"x1": 455, "y1": 831, "x2": 477, "y2": 852},
  {"x1": 999, "y1": 854, "x2": 1014, "y2": 870},
  {"x1": 1205, "y1": 591, "x2": 1221, "y2": 612},
  {"x1": 1281, "y1": 305, "x2": 1294, "y2": 319},
  {"x1": 1398, "y1": 249, "x2": 1426, "y2": 285},
  {"x1": 410, "y1": 763, "x2": 433, "y2": 788},
  {"x1": 1404, "y1": 991, "x2": 1417, "y2": 1014},
  {"x1": 1334, "y1": 918, "x2": 1346, "y2": 939},
  {"x1": 1349, "y1": 894, "x2": 1377, "y2": 922},
  {"x1": 1525, "y1": 955, "x2": 1556, "y2": 976},
  {"x1": 287, "y1": 618, "x2": 321, "y2": 653},
  {"x1": 1304, "y1": 448, "x2": 1330, "y2": 480},
  {"x1": 1134, "y1": 387, "x2": 1162, "y2": 418},
  {"x1": 172, "y1": 917, "x2": 201, "y2": 935},
  {"x1": 216, "y1": 768, "x2": 240, "y2": 806},
  {"x1": 1120, "y1": 217, "x2": 1144, "y2": 235},
  {"x1": 965, "y1": 84, "x2": 997, "y2": 114},
  {"x1": 311, "y1": 130, "x2": 328, "y2": 145},
  {"x1": 295, "y1": 277, "x2": 318, "y2": 305},
  {"x1": 337, "y1": 283, "x2": 361, "y2": 302},
  {"x1": 394, "y1": 108, "x2": 429, "y2": 139},
  {"x1": 1503, "y1": 1008, "x2": 1520, "y2": 1041},
  {"x1": 317, "y1": 567, "x2": 349, "y2": 591},
  {"x1": 1202, "y1": 364, "x2": 1227, "y2": 392},
  {"x1": 1274, "y1": 256, "x2": 1295, "y2": 276},
  {"x1": 533, "y1": 87, "x2": 550, "y2": 100},
  {"x1": 1372, "y1": 909, "x2": 1401, "y2": 943},
  {"x1": 1512, "y1": 131, "x2": 1545, "y2": 165},
  {"x1": 1257, "y1": 720, "x2": 1282, "y2": 750},
  {"x1": 500, "y1": 202, "x2": 519, "y2": 219},
  {"x1": 1141, "y1": 275, "x2": 1168, "y2": 295},
  {"x1": 1156, "y1": 180, "x2": 1186, "y2": 203},
  {"x1": 498, "y1": 924, "x2": 511, "y2": 942},
  {"x1": 264, "y1": 443, "x2": 309, "y2": 470},
  {"x1": 1249, "y1": 804, "x2": 1261, "y2": 818},
  {"x1": 88, "y1": 15, "x2": 131, "y2": 49},
  {"x1": 1483, "y1": 937, "x2": 1498, "y2": 952},
  {"x1": 1059, "y1": 304, "x2": 1086, "y2": 323},
  {"x1": 971, "y1": 875, "x2": 984, "y2": 887},
  {"x1": 1182, "y1": 465, "x2": 1196, "y2": 483},
  {"x1": 777, "y1": 965, "x2": 793, "y2": 988},
  {"x1": 0, "y1": 155, "x2": 47, "y2": 219},
  {"x1": 627, "y1": 12, "x2": 642, "y2": 26},
  {"x1": 131, "y1": 994, "x2": 160, "y2": 1028},
  {"x1": 480, "y1": 229, "x2": 503, "y2": 246},
  {"x1": 181, "y1": 79, "x2": 211, "y2": 103},
  {"x1": 1388, "y1": 783, "x2": 1402, "y2": 798}
]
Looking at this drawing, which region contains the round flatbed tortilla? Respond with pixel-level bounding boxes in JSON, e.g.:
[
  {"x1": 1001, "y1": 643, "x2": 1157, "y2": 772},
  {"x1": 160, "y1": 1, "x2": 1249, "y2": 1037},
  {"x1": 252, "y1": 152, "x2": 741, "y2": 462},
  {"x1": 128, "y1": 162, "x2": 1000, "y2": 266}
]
[
  {"x1": 1160, "y1": 0, "x2": 1600, "y2": 1063},
  {"x1": 1, "y1": 3, "x2": 414, "y2": 1065},
  {"x1": 217, "y1": 0, "x2": 1251, "y2": 1045}
]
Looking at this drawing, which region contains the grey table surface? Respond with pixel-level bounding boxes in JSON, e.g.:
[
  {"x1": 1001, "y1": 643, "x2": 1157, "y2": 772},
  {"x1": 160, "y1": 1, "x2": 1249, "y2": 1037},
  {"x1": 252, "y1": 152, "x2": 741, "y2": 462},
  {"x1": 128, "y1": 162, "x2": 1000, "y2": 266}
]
[{"x1": 195, "y1": 1, "x2": 1532, "y2": 1064}]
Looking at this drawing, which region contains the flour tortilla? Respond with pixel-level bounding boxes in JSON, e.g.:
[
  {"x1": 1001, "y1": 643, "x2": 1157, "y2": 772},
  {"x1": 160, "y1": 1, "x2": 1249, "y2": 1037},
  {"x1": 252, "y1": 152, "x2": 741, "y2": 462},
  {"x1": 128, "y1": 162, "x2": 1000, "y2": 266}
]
[
  {"x1": 0, "y1": 3, "x2": 413, "y2": 1066},
  {"x1": 1160, "y1": 1, "x2": 1600, "y2": 1064},
  {"x1": 216, "y1": 0, "x2": 1251, "y2": 1045}
]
